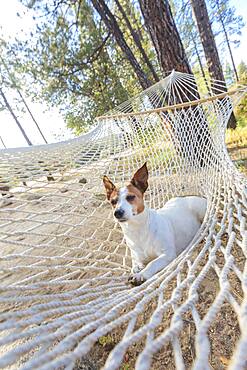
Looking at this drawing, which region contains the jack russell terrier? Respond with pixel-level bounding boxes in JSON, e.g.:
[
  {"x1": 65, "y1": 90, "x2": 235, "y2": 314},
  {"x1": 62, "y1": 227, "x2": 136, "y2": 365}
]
[{"x1": 103, "y1": 163, "x2": 207, "y2": 286}]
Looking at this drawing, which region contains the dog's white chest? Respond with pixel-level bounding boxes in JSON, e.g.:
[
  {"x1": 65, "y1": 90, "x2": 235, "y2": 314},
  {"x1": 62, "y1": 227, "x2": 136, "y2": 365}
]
[
  {"x1": 125, "y1": 231, "x2": 157, "y2": 261},
  {"x1": 121, "y1": 197, "x2": 206, "y2": 269},
  {"x1": 121, "y1": 209, "x2": 167, "y2": 262}
]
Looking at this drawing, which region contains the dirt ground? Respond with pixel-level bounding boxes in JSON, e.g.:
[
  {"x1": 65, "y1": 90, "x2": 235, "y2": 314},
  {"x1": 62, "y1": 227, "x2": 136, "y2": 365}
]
[{"x1": 74, "y1": 250, "x2": 244, "y2": 370}]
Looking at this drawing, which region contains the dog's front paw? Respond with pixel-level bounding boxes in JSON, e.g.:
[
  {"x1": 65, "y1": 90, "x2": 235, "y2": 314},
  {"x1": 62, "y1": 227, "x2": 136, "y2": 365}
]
[
  {"x1": 131, "y1": 264, "x2": 145, "y2": 274},
  {"x1": 128, "y1": 272, "x2": 146, "y2": 286}
]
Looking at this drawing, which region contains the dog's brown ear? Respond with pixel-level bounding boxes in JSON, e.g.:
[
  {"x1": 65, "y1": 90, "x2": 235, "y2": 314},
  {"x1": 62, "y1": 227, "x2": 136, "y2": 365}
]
[
  {"x1": 103, "y1": 175, "x2": 116, "y2": 200},
  {"x1": 131, "y1": 162, "x2": 148, "y2": 193}
]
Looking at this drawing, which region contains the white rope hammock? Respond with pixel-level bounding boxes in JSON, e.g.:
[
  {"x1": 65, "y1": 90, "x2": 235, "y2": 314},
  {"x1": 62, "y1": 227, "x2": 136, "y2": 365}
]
[{"x1": 0, "y1": 70, "x2": 246, "y2": 369}]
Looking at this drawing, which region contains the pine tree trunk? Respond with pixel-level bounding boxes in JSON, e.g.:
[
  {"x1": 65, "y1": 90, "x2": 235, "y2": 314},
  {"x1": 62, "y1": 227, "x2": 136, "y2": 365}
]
[
  {"x1": 91, "y1": 0, "x2": 152, "y2": 90},
  {"x1": 0, "y1": 87, "x2": 32, "y2": 146},
  {"x1": 139, "y1": 0, "x2": 212, "y2": 166},
  {"x1": 114, "y1": 0, "x2": 159, "y2": 82},
  {"x1": 138, "y1": 0, "x2": 192, "y2": 76},
  {"x1": 190, "y1": 0, "x2": 236, "y2": 129}
]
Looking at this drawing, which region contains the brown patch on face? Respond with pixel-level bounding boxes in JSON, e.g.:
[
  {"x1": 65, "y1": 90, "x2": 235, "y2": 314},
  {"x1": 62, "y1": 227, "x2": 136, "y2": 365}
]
[
  {"x1": 108, "y1": 189, "x2": 119, "y2": 208},
  {"x1": 126, "y1": 184, "x2": 145, "y2": 214}
]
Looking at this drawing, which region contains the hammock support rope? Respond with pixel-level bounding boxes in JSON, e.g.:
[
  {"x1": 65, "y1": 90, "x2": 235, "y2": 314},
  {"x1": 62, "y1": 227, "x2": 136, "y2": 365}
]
[{"x1": 0, "y1": 71, "x2": 246, "y2": 369}]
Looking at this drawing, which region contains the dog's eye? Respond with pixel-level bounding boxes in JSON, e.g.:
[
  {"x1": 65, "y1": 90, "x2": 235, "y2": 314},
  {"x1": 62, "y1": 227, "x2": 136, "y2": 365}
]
[
  {"x1": 126, "y1": 195, "x2": 136, "y2": 202},
  {"x1": 111, "y1": 198, "x2": 118, "y2": 205}
]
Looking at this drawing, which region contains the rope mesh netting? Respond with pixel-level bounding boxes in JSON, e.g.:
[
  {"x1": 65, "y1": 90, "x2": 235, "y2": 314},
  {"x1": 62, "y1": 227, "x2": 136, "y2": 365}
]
[{"x1": 0, "y1": 71, "x2": 246, "y2": 369}]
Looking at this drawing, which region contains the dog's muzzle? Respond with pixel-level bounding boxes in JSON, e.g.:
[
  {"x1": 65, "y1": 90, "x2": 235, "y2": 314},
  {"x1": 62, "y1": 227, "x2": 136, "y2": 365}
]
[{"x1": 114, "y1": 208, "x2": 125, "y2": 221}]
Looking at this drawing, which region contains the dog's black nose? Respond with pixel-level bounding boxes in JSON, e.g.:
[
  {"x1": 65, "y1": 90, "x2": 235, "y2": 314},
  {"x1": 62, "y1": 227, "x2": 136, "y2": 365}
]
[{"x1": 114, "y1": 208, "x2": 125, "y2": 219}]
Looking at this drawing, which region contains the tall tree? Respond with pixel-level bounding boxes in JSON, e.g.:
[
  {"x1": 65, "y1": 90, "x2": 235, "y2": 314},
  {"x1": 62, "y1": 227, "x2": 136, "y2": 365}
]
[
  {"x1": 138, "y1": 0, "x2": 213, "y2": 166},
  {"x1": 209, "y1": 0, "x2": 244, "y2": 82},
  {"x1": 138, "y1": 0, "x2": 192, "y2": 76},
  {"x1": 170, "y1": 0, "x2": 210, "y2": 93},
  {"x1": 170, "y1": 3, "x2": 201, "y2": 68},
  {"x1": 190, "y1": 0, "x2": 236, "y2": 129},
  {"x1": 0, "y1": 87, "x2": 32, "y2": 146},
  {"x1": 190, "y1": 0, "x2": 225, "y2": 82},
  {"x1": 114, "y1": 0, "x2": 159, "y2": 82},
  {"x1": 0, "y1": 54, "x2": 48, "y2": 144},
  {"x1": 91, "y1": 0, "x2": 152, "y2": 89}
]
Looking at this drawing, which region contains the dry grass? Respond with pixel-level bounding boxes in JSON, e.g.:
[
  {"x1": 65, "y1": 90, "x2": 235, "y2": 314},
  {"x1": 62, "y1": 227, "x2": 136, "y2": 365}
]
[
  {"x1": 225, "y1": 126, "x2": 247, "y2": 149},
  {"x1": 226, "y1": 125, "x2": 247, "y2": 175}
]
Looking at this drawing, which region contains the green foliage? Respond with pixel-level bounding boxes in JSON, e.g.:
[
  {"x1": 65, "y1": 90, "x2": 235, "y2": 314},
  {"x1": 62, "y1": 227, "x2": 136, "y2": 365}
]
[
  {"x1": 120, "y1": 364, "x2": 130, "y2": 370},
  {"x1": 11, "y1": 0, "x2": 160, "y2": 135},
  {"x1": 208, "y1": 0, "x2": 244, "y2": 83},
  {"x1": 171, "y1": 0, "x2": 205, "y2": 68},
  {"x1": 224, "y1": 62, "x2": 235, "y2": 86},
  {"x1": 238, "y1": 61, "x2": 247, "y2": 80},
  {"x1": 14, "y1": 1, "x2": 131, "y2": 132},
  {"x1": 172, "y1": 0, "x2": 244, "y2": 84},
  {"x1": 3, "y1": 0, "x2": 244, "y2": 137},
  {"x1": 113, "y1": 0, "x2": 161, "y2": 82},
  {"x1": 209, "y1": 0, "x2": 245, "y2": 50}
]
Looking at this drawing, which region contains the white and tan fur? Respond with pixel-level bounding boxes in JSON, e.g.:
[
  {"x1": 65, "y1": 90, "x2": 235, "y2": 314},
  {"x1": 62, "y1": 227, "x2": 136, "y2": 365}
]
[{"x1": 103, "y1": 163, "x2": 207, "y2": 285}]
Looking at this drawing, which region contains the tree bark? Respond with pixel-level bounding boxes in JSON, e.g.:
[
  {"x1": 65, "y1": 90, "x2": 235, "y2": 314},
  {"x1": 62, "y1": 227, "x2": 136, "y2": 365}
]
[
  {"x1": 138, "y1": 0, "x2": 192, "y2": 76},
  {"x1": 0, "y1": 87, "x2": 32, "y2": 146},
  {"x1": 91, "y1": 0, "x2": 152, "y2": 90},
  {"x1": 114, "y1": 0, "x2": 159, "y2": 82},
  {"x1": 139, "y1": 0, "x2": 213, "y2": 166},
  {"x1": 190, "y1": 0, "x2": 236, "y2": 129}
]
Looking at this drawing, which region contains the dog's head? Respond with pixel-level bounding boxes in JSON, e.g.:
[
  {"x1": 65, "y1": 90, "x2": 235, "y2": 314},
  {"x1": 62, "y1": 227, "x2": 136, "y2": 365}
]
[{"x1": 103, "y1": 163, "x2": 148, "y2": 223}]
